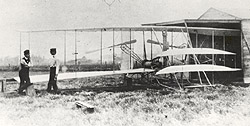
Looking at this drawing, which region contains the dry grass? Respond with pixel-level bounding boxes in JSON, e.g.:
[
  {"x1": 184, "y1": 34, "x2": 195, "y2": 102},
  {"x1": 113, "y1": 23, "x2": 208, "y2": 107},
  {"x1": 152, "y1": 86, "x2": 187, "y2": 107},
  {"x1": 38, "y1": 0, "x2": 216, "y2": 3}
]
[{"x1": 1, "y1": 77, "x2": 250, "y2": 126}]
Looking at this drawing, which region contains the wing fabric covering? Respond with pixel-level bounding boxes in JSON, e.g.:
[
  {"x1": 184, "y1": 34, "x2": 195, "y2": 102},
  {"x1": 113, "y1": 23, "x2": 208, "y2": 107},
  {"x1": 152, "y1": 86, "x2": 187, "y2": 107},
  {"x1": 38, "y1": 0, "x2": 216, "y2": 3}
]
[
  {"x1": 13, "y1": 68, "x2": 154, "y2": 83},
  {"x1": 157, "y1": 48, "x2": 235, "y2": 57},
  {"x1": 156, "y1": 64, "x2": 241, "y2": 75}
]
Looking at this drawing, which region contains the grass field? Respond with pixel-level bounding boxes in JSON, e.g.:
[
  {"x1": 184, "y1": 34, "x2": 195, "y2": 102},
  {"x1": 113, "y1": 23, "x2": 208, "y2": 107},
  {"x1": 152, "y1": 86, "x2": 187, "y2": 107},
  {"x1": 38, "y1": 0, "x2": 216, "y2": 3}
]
[{"x1": 0, "y1": 73, "x2": 250, "y2": 126}]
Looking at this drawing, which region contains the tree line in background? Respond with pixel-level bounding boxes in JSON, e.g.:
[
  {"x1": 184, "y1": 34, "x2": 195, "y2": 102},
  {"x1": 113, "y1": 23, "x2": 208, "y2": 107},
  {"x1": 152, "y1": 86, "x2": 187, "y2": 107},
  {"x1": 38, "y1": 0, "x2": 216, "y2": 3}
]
[
  {"x1": 0, "y1": 55, "x2": 122, "y2": 71},
  {"x1": 0, "y1": 55, "x2": 97, "y2": 66}
]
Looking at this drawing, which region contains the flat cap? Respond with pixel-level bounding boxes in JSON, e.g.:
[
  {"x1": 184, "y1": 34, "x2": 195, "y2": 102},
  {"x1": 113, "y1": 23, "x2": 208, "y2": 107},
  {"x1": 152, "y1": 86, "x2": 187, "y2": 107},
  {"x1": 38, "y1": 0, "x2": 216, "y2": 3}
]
[{"x1": 24, "y1": 50, "x2": 30, "y2": 55}]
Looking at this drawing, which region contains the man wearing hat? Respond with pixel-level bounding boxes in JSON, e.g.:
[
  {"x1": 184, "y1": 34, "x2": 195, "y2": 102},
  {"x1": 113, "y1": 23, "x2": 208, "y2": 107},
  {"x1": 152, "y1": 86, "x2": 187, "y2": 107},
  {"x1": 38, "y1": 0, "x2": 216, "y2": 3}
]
[
  {"x1": 47, "y1": 48, "x2": 60, "y2": 93},
  {"x1": 18, "y1": 49, "x2": 32, "y2": 94}
]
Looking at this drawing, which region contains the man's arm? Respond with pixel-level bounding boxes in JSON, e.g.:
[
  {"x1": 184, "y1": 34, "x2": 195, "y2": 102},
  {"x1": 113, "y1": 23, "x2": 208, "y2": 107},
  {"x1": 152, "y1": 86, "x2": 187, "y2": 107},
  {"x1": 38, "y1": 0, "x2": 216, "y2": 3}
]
[
  {"x1": 55, "y1": 59, "x2": 60, "y2": 78},
  {"x1": 29, "y1": 60, "x2": 33, "y2": 67},
  {"x1": 20, "y1": 59, "x2": 31, "y2": 67}
]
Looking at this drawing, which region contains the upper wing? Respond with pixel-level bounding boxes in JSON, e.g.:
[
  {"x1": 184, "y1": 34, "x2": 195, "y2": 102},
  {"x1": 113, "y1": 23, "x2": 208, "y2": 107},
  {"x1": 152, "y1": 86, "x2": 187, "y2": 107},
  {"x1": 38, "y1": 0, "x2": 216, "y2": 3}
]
[
  {"x1": 157, "y1": 48, "x2": 235, "y2": 57},
  {"x1": 13, "y1": 68, "x2": 154, "y2": 83},
  {"x1": 20, "y1": 26, "x2": 239, "y2": 33}
]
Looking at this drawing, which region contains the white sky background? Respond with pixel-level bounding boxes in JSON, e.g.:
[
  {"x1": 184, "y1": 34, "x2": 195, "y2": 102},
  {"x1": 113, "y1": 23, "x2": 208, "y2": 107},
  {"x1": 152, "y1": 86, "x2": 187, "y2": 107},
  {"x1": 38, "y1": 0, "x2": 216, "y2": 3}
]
[{"x1": 0, "y1": 0, "x2": 250, "y2": 60}]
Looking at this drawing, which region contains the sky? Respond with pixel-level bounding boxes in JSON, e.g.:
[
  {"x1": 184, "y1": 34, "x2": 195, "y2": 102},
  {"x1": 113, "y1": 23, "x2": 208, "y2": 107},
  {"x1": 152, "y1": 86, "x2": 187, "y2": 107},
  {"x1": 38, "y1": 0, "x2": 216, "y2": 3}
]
[{"x1": 0, "y1": 0, "x2": 250, "y2": 61}]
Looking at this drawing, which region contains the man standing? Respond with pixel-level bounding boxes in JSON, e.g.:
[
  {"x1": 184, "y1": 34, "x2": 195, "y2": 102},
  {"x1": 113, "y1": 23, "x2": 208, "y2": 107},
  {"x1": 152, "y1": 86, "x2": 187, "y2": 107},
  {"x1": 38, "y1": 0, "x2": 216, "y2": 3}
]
[
  {"x1": 47, "y1": 48, "x2": 60, "y2": 93},
  {"x1": 18, "y1": 50, "x2": 32, "y2": 94}
]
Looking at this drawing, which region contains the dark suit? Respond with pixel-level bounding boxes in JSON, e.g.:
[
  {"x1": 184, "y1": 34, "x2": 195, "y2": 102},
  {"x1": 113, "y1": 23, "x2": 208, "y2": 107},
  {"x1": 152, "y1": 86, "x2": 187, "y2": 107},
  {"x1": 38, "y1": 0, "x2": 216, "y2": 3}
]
[
  {"x1": 47, "y1": 67, "x2": 58, "y2": 92},
  {"x1": 19, "y1": 57, "x2": 31, "y2": 93},
  {"x1": 47, "y1": 56, "x2": 59, "y2": 93}
]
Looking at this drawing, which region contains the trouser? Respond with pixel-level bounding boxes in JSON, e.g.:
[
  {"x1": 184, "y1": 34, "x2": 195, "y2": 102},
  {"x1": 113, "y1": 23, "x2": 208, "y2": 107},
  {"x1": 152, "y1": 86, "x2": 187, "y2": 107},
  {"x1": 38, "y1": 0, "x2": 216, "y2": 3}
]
[
  {"x1": 19, "y1": 69, "x2": 31, "y2": 93},
  {"x1": 47, "y1": 67, "x2": 58, "y2": 92}
]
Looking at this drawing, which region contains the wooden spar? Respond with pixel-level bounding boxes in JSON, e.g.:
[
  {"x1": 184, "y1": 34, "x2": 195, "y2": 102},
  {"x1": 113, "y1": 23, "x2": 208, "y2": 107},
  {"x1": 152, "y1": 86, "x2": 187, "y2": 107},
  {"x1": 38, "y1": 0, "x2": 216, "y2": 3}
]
[
  {"x1": 185, "y1": 85, "x2": 215, "y2": 88},
  {"x1": 184, "y1": 22, "x2": 193, "y2": 47},
  {"x1": 156, "y1": 78, "x2": 181, "y2": 92},
  {"x1": 113, "y1": 29, "x2": 115, "y2": 72},
  {"x1": 143, "y1": 30, "x2": 146, "y2": 59},
  {"x1": 162, "y1": 30, "x2": 168, "y2": 68},
  {"x1": 129, "y1": 29, "x2": 132, "y2": 69},
  {"x1": 212, "y1": 31, "x2": 215, "y2": 65},
  {"x1": 20, "y1": 26, "x2": 240, "y2": 33},
  {"x1": 195, "y1": 57, "x2": 212, "y2": 85},
  {"x1": 74, "y1": 30, "x2": 77, "y2": 66},
  {"x1": 64, "y1": 31, "x2": 66, "y2": 65},
  {"x1": 74, "y1": 30, "x2": 78, "y2": 77},
  {"x1": 162, "y1": 30, "x2": 168, "y2": 51},
  {"x1": 151, "y1": 30, "x2": 153, "y2": 60},
  {"x1": 171, "y1": 32, "x2": 173, "y2": 64},
  {"x1": 194, "y1": 31, "x2": 202, "y2": 84},
  {"x1": 223, "y1": 35, "x2": 226, "y2": 66},
  {"x1": 64, "y1": 31, "x2": 67, "y2": 66},
  {"x1": 100, "y1": 30, "x2": 103, "y2": 65},
  {"x1": 162, "y1": 30, "x2": 177, "y2": 86},
  {"x1": 152, "y1": 28, "x2": 163, "y2": 49},
  {"x1": 180, "y1": 28, "x2": 202, "y2": 84},
  {"x1": 195, "y1": 32, "x2": 198, "y2": 47},
  {"x1": 212, "y1": 31, "x2": 215, "y2": 85},
  {"x1": 183, "y1": 24, "x2": 210, "y2": 85},
  {"x1": 142, "y1": 19, "x2": 241, "y2": 26},
  {"x1": 185, "y1": 23, "x2": 200, "y2": 85},
  {"x1": 173, "y1": 73, "x2": 182, "y2": 90},
  {"x1": 184, "y1": 23, "x2": 212, "y2": 85},
  {"x1": 120, "y1": 30, "x2": 123, "y2": 67}
]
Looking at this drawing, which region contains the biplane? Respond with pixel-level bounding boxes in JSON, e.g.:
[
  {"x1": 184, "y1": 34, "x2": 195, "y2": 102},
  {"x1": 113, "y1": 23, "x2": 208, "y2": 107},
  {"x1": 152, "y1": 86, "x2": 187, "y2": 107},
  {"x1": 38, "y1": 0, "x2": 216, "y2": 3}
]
[{"x1": 9, "y1": 25, "x2": 241, "y2": 91}]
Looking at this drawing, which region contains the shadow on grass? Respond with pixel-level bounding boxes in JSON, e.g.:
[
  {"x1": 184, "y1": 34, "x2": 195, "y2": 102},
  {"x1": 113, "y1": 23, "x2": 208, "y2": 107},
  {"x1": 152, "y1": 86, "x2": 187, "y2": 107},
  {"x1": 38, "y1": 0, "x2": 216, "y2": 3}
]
[
  {"x1": 47, "y1": 85, "x2": 167, "y2": 95},
  {"x1": 1, "y1": 91, "x2": 23, "y2": 98},
  {"x1": 5, "y1": 80, "x2": 248, "y2": 98},
  {"x1": 229, "y1": 82, "x2": 249, "y2": 87}
]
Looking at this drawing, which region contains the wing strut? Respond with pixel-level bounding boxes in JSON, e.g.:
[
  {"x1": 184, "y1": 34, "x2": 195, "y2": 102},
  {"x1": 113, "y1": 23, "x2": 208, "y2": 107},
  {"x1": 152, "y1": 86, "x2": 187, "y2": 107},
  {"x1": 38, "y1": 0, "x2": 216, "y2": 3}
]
[
  {"x1": 100, "y1": 30, "x2": 103, "y2": 65},
  {"x1": 129, "y1": 29, "x2": 132, "y2": 69},
  {"x1": 151, "y1": 28, "x2": 163, "y2": 49},
  {"x1": 183, "y1": 23, "x2": 212, "y2": 85},
  {"x1": 112, "y1": 29, "x2": 115, "y2": 72},
  {"x1": 143, "y1": 30, "x2": 147, "y2": 60},
  {"x1": 150, "y1": 30, "x2": 153, "y2": 60}
]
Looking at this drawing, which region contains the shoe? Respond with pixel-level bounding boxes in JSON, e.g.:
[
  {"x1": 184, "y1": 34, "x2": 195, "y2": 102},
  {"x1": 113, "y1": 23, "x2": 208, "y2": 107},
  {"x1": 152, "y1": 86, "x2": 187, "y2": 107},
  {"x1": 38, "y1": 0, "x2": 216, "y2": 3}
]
[
  {"x1": 55, "y1": 90, "x2": 61, "y2": 94},
  {"x1": 18, "y1": 91, "x2": 25, "y2": 95}
]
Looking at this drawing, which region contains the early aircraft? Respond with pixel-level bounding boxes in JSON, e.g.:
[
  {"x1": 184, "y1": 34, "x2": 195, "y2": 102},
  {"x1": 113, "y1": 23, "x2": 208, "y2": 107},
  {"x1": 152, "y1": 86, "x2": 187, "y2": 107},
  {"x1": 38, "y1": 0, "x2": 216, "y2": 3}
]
[{"x1": 12, "y1": 25, "x2": 241, "y2": 90}]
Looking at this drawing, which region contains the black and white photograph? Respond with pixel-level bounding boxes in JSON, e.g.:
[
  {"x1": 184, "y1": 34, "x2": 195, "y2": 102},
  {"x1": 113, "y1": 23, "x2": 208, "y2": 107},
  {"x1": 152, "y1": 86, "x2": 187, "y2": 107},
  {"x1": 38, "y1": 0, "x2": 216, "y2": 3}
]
[{"x1": 0, "y1": 0, "x2": 250, "y2": 125}]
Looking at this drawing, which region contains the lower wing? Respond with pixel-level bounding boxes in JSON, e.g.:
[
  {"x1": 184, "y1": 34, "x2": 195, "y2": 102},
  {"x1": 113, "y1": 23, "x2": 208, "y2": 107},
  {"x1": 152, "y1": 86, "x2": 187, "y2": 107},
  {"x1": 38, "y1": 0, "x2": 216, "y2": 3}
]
[{"x1": 13, "y1": 68, "x2": 154, "y2": 83}]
